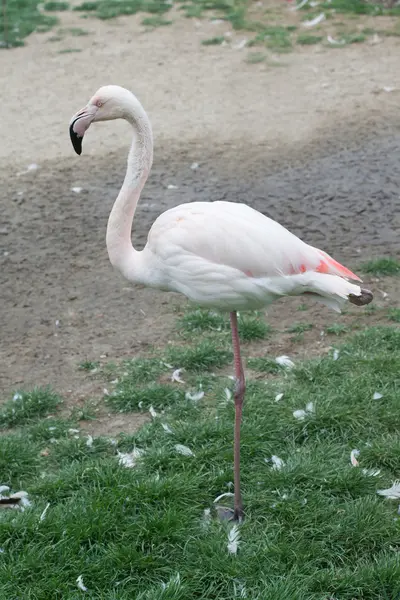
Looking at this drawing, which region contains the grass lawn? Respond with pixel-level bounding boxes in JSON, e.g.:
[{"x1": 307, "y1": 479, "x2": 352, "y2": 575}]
[
  {"x1": 1, "y1": 0, "x2": 400, "y2": 49},
  {"x1": 0, "y1": 302, "x2": 399, "y2": 598}
]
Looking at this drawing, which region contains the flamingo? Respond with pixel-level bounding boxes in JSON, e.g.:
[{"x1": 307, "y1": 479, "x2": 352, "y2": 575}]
[{"x1": 69, "y1": 85, "x2": 373, "y2": 522}]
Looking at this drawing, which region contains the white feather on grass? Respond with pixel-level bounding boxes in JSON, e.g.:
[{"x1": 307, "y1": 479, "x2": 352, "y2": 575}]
[
  {"x1": 363, "y1": 468, "x2": 381, "y2": 477},
  {"x1": 227, "y1": 524, "x2": 241, "y2": 555},
  {"x1": 373, "y1": 392, "x2": 383, "y2": 400},
  {"x1": 117, "y1": 447, "x2": 144, "y2": 468},
  {"x1": 86, "y1": 435, "x2": 93, "y2": 448},
  {"x1": 174, "y1": 444, "x2": 195, "y2": 457},
  {"x1": 293, "y1": 409, "x2": 307, "y2": 421},
  {"x1": 213, "y1": 492, "x2": 234, "y2": 504},
  {"x1": 276, "y1": 355, "x2": 295, "y2": 369},
  {"x1": 171, "y1": 369, "x2": 185, "y2": 384},
  {"x1": 350, "y1": 449, "x2": 360, "y2": 467},
  {"x1": 185, "y1": 390, "x2": 204, "y2": 402},
  {"x1": 327, "y1": 35, "x2": 345, "y2": 44},
  {"x1": 224, "y1": 388, "x2": 232, "y2": 401},
  {"x1": 377, "y1": 481, "x2": 400, "y2": 500},
  {"x1": 149, "y1": 405, "x2": 157, "y2": 418},
  {"x1": 39, "y1": 502, "x2": 50, "y2": 522},
  {"x1": 270, "y1": 455, "x2": 285, "y2": 470},
  {"x1": 293, "y1": 402, "x2": 315, "y2": 421},
  {"x1": 291, "y1": 0, "x2": 309, "y2": 10},
  {"x1": 76, "y1": 575, "x2": 88, "y2": 592},
  {"x1": 161, "y1": 573, "x2": 181, "y2": 591},
  {"x1": 275, "y1": 393, "x2": 284, "y2": 402},
  {"x1": 202, "y1": 508, "x2": 211, "y2": 528},
  {"x1": 303, "y1": 12, "x2": 325, "y2": 27},
  {"x1": 161, "y1": 423, "x2": 173, "y2": 434}
]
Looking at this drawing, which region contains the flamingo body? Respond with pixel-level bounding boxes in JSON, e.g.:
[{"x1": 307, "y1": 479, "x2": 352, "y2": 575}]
[{"x1": 140, "y1": 200, "x2": 363, "y2": 312}]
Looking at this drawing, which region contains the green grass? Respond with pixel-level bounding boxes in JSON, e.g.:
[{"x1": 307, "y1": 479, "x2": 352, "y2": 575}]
[
  {"x1": 201, "y1": 35, "x2": 225, "y2": 45},
  {"x1": 325, "y1": 323, "x2": 349, "y2": 336},
  {"x1": 288, "y1": 322, "x2": 313, "y2": 334},
  {"x1": 73, "y1": 0, "x2": 171, "y2": 19},
  {"x1": 1, "y1": 326, "x2": 400, "y2": 598},
  {"x1": 166, "y1": 339, "x2": 232, "y2": 371},
  {"x1": 142, "y1": 14, "x2": 171, "y2": 25},
  {"x1": 361, "y1": 257, "x2": 400, "y2": 277},
  {"x1": 321, "y1": 0, "x2": 400, "y2": 15},
  {"x1": 388, "y1": 308, "x2": 400, "y2": 323},
  {"x1": 245, "y1": 50, "x2": 266, "y2": 63},
  {"x1": 178, "y1": 309, "x2": 271, "y2": 341},
  {"x1": 3, "y1": 0, "x2": 399, "y2": 50},
  {"x1": 0, "y1": 0, "x2": 58, "y2": 47},
  {"x1": 0, "y1": 387, "x2": 60, "y2": 428},
  {"x1": 296, "y1": 33, "x2": 323, "y2": 44},
  {"x1": 58, "y1": 47, "x2": 82, "y2": 52},
  {"x1": 43, "y1": 1, "x2": 69, "y2": 10},
  {"x1": 247, "y1": 25, "x2": 293, "y2": 52}
]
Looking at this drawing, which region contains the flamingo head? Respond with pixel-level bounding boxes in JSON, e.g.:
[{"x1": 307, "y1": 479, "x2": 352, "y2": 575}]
[{"x1": 69, "y1": 85, "x2": 135, "y2": 155}]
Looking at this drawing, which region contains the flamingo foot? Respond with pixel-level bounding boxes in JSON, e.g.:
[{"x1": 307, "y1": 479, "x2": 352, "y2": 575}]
[{"x1": 215, "y1": 505, "x2": 244, "y2": 523}]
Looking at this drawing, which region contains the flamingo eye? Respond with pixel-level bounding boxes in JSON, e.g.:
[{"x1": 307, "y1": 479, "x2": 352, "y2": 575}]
[{"x1": 96, "y1": 100, "x2": 103, "y2": 108}]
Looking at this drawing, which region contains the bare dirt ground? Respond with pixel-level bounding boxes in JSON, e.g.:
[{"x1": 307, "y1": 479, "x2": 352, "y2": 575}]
[{"x1": 0, "y1": 5, "x2": 399, "y2": 415}]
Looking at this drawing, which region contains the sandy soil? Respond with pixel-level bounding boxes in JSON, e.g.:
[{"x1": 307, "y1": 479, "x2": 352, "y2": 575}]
[{"x1": 0, "y1": 6, "x2": 399, "y2": 415}]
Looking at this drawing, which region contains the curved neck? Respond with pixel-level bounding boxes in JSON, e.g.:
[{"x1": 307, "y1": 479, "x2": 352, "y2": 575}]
[{"x1": 106, "y1": 98, "x2": 153, "y2": 281}]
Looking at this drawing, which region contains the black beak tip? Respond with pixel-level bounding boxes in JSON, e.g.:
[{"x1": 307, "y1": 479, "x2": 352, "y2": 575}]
[{"x1": 69, "y1": 122, "x2": 83, "y2": 156}]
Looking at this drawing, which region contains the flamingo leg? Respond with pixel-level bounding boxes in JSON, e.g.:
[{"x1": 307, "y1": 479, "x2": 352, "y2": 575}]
[{"x1": 230, "y1": 311, "x2": 245, "y2": 522}]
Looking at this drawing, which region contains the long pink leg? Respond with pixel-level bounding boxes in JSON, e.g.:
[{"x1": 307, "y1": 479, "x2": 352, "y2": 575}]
[{"x1": 230, "y1": 311, "x2": 245, "y2": 522}]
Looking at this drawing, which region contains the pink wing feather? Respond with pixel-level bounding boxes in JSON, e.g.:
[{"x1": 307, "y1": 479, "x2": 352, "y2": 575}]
[{"x1": 147, "y1": 200, "x2": 361, "y2": 282}]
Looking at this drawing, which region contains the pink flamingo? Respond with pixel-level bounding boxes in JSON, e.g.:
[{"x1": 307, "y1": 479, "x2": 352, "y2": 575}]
[{"x1": 69, "y1": 85, "x2": 373, "y2": 521}]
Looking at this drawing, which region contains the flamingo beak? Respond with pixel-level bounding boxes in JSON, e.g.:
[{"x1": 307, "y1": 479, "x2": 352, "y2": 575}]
[{"x1": 69, "y1": 104, "x2": 98, "y2": 155}]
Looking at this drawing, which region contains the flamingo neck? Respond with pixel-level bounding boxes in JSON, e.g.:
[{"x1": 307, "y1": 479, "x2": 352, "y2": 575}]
[{"x1": 106, "y1": 99, "x2": 153, "y2": 281}]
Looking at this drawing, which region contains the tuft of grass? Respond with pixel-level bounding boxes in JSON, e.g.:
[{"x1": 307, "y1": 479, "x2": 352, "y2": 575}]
[
  {"x1": 320, "y1": 0, "x2": 400, "y2": 15},
  {"x1": 0, "y1": 387, "x2": 60, "y2": 429},
  {"x1": 107, "y1": 382, "x2": 186, "y2": 411},
  {"x1": 178, "y1": 309, "x2": 226, "y2": 333},
  {"x1": 73, "y1": 0, "x2": 98, "y2": 8},
  {"x1": 340, "y1": 31, "x2": 366, "y2": 43},
  {"x1": 58, "y1": 47, "x2": 82, "y2": 52},
  {"x1": 57, "y1": 26, "x2": 89, "y2": 35},
  {"x1": 166, "y1": 340, "x2": 232, "y2": 372},
  {"x1": 238, "y1": 314, "x2": 271, "y2": 341},
  {"x1": 248, "y1": 25, "x2": 293, "y2": 52},
  {"x1": 0, "y1": 0, "x2": 58, "y2": 47},
  {"x1": 75, "y1": 0, "x2": 171, "y2": 19},
  {"x1": 245, "y1": 50, "x2": 266, "y2": 63},
  {"x1": 325, "y1": 323, "x2": 349, "y2": 336},
  {"x1": 297, "y1": 33, "x2": 323, "y2": 44},
  {"x1": 120, "y1": 357, "x2": 167, "y2": 384},
  {"x1": 288, "y1": 322, "x2": 313, "y2": 334},
  {"x1": 178, "y1": 309, "x2": 270, "y2": 342},
  {"x1": 361, "y1": 257, "x2": 400, "y2": 277},
  {"x1": 201, "y1": 35, "x2": 225, "y2": 45},
  {"x1": 79, "y1": 360, "x2": 100, "y2": 371},
  {"x1": 247, "y1": 356, "x2": 282, "y2": 373},
  {"x1": 141, "y1": 14, "x2": 171, "y2": 25},
  {"x1": 43, "y1": 0, "x2": 69, "y2": 9},
  {"x1": 387, "y1": 308, "x2": 400, "y2": 323}
]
